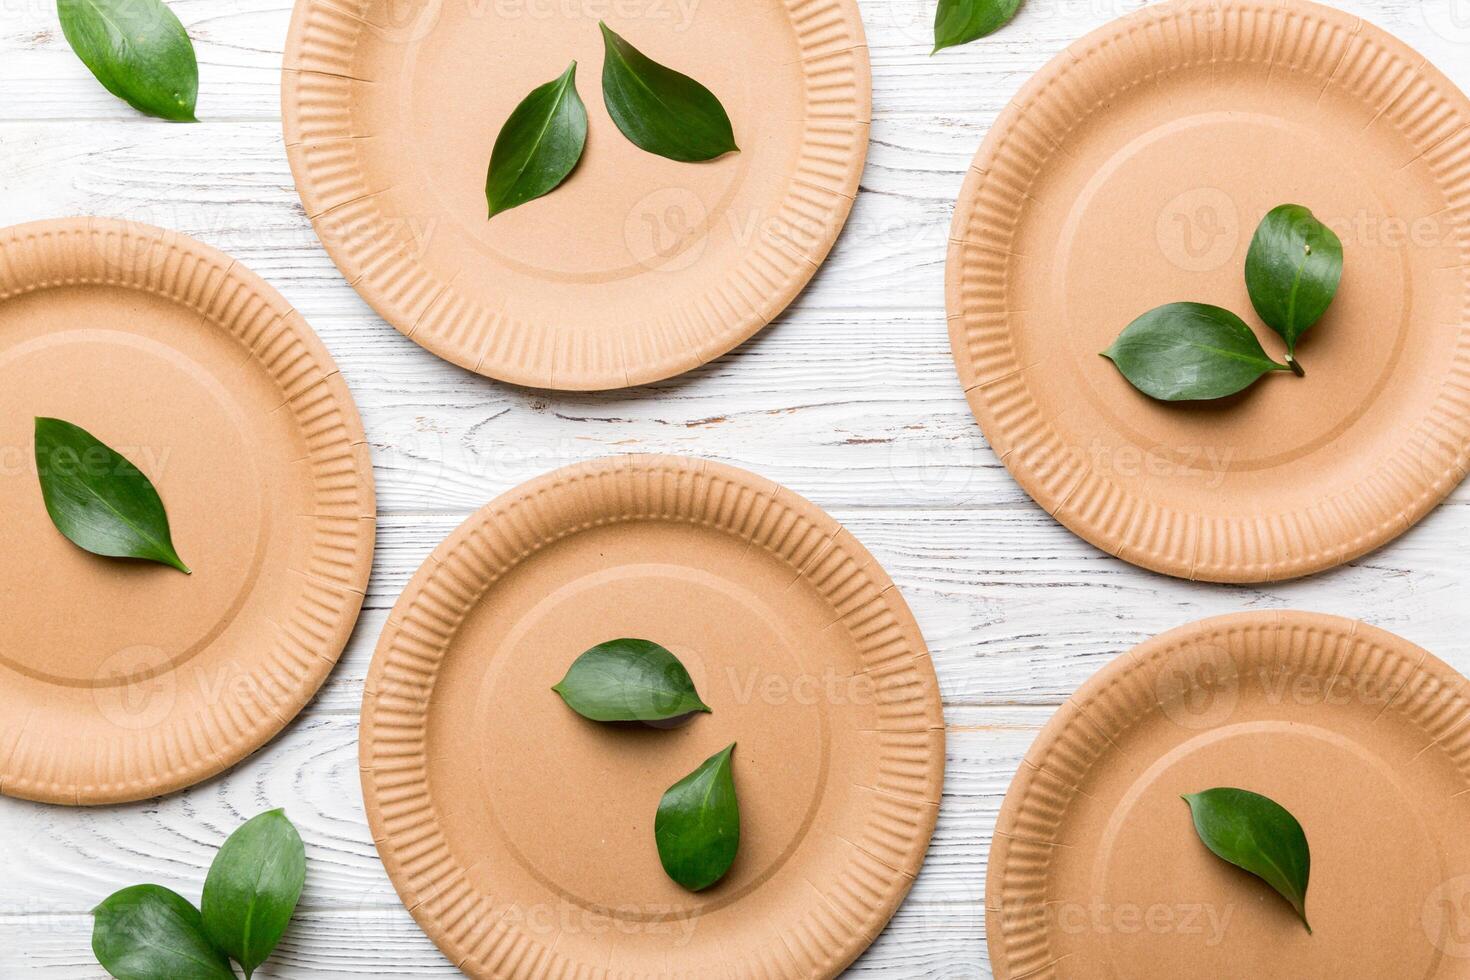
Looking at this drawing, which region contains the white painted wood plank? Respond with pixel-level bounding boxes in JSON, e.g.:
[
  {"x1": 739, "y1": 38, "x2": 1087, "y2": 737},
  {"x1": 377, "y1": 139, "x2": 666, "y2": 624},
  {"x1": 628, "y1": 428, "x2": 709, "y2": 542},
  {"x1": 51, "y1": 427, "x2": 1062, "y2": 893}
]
[
  {"x1": 3, "y1": 0, "x2": 1469, "y2": 974},
  {"x1": 0, "y1": 706, "x2": 1037, "y2": 913},
  {"x1": 0, "y1": 0, "x2": 1459, "y2": 121},
  {"x1": 291, "y1": 503, "x2": 1470, "y2": 714},
  {"x1": 4, "y1": 108, "x2": 1470, "y2": 512},
  {"x1": 0, "y1": 900, "x2": 993, "y2": 979}
]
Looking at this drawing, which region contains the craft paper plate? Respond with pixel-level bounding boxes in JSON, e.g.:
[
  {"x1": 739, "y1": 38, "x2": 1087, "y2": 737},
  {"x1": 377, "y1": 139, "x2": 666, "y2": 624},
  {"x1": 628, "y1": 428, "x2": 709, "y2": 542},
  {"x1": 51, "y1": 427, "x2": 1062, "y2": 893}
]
[
  {"x1": 362, "y1": 455, "x2": 942, "y2": 977},
  {"x1": 282, "y1": 0, "x2": 870, "y2": 391},
  {"x1": 947, "y1": 0, "x2": 1470, "y2": 583},
  {"x1": 988, "y1": 610, "x2": 1470, "y2": 978},
  {"x1": 0, "y1": 218, "x2": 374, "y2": 805}
]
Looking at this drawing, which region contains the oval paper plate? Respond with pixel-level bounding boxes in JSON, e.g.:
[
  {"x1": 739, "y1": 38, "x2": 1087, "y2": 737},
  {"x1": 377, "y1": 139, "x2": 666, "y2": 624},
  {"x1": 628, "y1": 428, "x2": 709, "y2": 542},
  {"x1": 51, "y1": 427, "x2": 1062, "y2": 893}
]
[
  {"x1": 947, "y1": 0, "x2": 1470, "y2": 582},
  {"x1": 362, "y1": 455, "x2": 942, "y2": 978},
  {"x1": 282, "y1": 0, "x2": 870, "y2": 391},
  {"x1": 0, "y1": 218, "x2": 375, "y2": 805},
  {"x1": 988, "y1": 611, "x2": 1470, "y2": 978}
]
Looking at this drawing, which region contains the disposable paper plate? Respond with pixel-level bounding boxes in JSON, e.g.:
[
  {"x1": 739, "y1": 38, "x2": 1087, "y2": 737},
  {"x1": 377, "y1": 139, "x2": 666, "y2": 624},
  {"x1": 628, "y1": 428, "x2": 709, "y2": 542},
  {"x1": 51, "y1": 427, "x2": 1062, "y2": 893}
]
[
  {"x1": 0, "y1": 218, "x2": 375, "y2": 804},
  {"x1": 282, "y1": 0, "x2": 871, "y2": 390},
  {"x1": 362, "y1": 455, "x2": 942, "y2": 978},
  {"x1": 988, "y1": 610, "x2": 1470, "y2": 978},
  {"x1": 947, "y1": 0, "x2": 1470, "y2": 582}
]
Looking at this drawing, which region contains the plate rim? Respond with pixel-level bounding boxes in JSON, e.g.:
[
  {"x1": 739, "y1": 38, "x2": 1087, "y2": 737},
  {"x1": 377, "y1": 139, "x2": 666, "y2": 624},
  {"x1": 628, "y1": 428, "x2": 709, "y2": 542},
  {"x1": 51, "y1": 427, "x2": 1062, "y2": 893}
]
[
  {"x1": 0, "y1": 216, "x2": 377, "y2": 805},
  {"x1": 359, "y1": 453, "x2": 944, "y2": 978},
  {"x1": 945, "y1": 0, "x2": 1470, "y2": 583},
  {"x1": 984, "y1": 608, "x2": 1470, "y2": 977},
  {"x1": 280, "y1": 0, "x2": 873, "y2": 391}
]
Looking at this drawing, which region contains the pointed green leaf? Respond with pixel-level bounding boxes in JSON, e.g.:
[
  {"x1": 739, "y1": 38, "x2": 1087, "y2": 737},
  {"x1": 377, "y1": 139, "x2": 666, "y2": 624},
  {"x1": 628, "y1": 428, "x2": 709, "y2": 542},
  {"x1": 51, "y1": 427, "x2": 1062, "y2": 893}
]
[
  {"x1": 656, "y1": 744, "x2": 740, "y2": 891},
  {"x1": 57, "y1": 0, "x2": 198, "y2": 121},
  {"x1": 201, "y1": 809, "x2": 306, "y2": 979},
  {"x1": 599, "y1": 22, "x2": 737, "y2": 163},
  {"x1": 552, "y1": 638, "x2": 711, "y2": 722},
  {"x1": 933, "y1": 0, "x2": 1023, "y2": 53},
  {"x1": 34, "y1": 417, "x2": 190, "y2": 573},
  {"x1": 1183, "y1": 787, "x2": 1312, "y2": 933},
  {"x1": 92, "y1": 885, "x2": 236, "y2": 980},
  {"x1": 486, "y1": 62, "x2": 587, "y2": 218},
  {"x1": 1101, "y1": 302, "x2": 1291, "y2": 401},
  {"x1": 1245, "y1": 204, "x2": 1343, "y2": 363}
]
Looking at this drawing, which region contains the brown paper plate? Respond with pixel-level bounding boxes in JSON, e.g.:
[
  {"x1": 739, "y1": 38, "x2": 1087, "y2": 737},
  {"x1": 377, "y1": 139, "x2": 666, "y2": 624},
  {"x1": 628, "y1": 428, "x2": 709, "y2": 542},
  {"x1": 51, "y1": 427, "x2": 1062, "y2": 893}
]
[
  {"x1": 0, "y1": 218, "x2": 375, "y2": 805},
  {"x1": 947, "y1": 0, "x2": 1470, "y2": 583},
  {"x1": 282, "y1": 0, "x2": 870, "y2": 391},
  {"x1": 362, "y1": 455, "x2": 943, "y2": 977},
  {"x1": 988, "y1": 610, "x2": 1470, "y2": 978}
]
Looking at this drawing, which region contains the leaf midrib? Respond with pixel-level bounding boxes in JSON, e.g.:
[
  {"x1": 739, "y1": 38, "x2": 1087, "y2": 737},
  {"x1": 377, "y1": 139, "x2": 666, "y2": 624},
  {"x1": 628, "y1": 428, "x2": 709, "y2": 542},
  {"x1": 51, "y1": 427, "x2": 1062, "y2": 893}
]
[
  {"x1": 73, "y1": 468, "x2": 174, "y2": 562},
  {"x1": 503, "y1": 68, "x2": 575, "y2": 197},
  {"x1": 605, "y1": 35, "x2": 682, "y2": 123}
]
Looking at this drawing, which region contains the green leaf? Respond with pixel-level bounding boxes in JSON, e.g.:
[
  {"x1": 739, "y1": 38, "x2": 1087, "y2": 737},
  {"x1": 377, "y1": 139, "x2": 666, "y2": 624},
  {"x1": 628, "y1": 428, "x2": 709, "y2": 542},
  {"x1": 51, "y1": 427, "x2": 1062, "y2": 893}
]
[
  {"x1": 1183, "y1": 787, "x2": 1312, "y2": 933},
  {"x1": 201, "y1": 810, "x2": 306, "y2": 979},
  {"x1": 552, "y1": 638, "x2": 711, "y2": 722},
  {"x1": 1101, "y1": 302, "x2": 1292, "y2": 401},
  {"x1": 933, "y1": 0, "x2": 1023, "y2": 53},
  {"x1": 599, "y1": 22, "x2": 738, "y2": 163},
  {"x1": 57, "y1": 0, "x2": 198, "y2": 121},
  {"x1": 1245, "y1": 204, "x2": 1343, "y2": 369},
  {"x1": 34, "y1": 417, "x2": 191, "y2": 573},
  {"x1": 92, "y1": 885, "x2": 237, "y2": 980},
  {"x1": 655, "y1": 744, "x2": 740, "y2": 891},
  {"x1": 486, "y1": 62, "x2": 587, "y2": 218}
]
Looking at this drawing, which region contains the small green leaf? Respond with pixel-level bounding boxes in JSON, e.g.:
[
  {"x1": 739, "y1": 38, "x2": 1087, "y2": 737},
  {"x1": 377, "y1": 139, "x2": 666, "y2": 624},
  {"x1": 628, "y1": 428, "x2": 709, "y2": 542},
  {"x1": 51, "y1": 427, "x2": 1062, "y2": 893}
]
[
  {"x1": 57, "y1": 0, "x2": 198, "y2": 121},
  {"x1": 599, "y1": 22, "x2": 738, "y2": 163},
  {"x1": 486, "y1": 62, "x2": 587, "y2": 218},
  {"x1": 933, "y1": 0, "x2": 1023, "y2": 53},
  {"x1": 1183, "y1": 787, "x2": 1312, "y2": 933},
  {"x1": 1245, "y1": 204, "x2": 1343, "y2": 370},
  {"x1": 201, "y1": 809, "x2": 306, "y2": 979},
  {"x1": 92, "y1": 884, "x2": 237, "y2": 980},
  {"x1": 34, "y1": 417, "x2": 190, "y2": 573},
  {"x1": 1101, "y1": 302, "x2": 1292, "y2": 401},
  {"x1": 656, "y1": 743, "x2": 740, "y2": 891},
  {"x1": 552, "y1": 638, "x2": 711, "y2": 722}
]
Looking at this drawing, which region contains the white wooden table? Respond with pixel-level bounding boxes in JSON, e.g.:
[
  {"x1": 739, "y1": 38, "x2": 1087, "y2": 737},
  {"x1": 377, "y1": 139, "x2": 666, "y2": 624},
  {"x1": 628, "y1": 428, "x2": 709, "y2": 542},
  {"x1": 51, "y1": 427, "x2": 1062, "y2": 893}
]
[{"x1": 1, "y1": 0, "x2": 1466, "y2": 975}]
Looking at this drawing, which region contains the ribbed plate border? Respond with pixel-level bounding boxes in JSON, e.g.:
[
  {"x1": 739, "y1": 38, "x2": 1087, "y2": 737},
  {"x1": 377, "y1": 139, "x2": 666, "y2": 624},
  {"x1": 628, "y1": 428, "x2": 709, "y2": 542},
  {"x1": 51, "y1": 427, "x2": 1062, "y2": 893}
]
[
  {"x1": 985, "y1": 610, "x2": 1470, "y2": 978},
  {"x1": 361, "y1": 454, "x2": 944, "y2": 979},
  {"x1": 281, "y1": 0, "x2": 872, "y2": 391},
  {"x1": 0, "y1": 217, "x2": 376, "y2": 805},
  {"x1": 945, "y1": 0, "x2": 1470, "y2": 583}
]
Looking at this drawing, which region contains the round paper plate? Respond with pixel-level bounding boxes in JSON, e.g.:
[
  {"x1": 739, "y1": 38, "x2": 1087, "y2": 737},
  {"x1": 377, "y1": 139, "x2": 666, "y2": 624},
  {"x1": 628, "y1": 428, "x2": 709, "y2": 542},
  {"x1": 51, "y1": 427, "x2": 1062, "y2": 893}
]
[
  {"x1": 282, "y1": 0, "x2": 870, "y2": 391},
  {"x1": 0, "y1": 218, "x2": 375, "y2": 805},
  {"x1": 362, "y1": 455, "x2": 942, "y2": 977},
  {"x1": 947, "y1": 0, "x2": 1470, "y2": 582},
  {"x1": 988, "y1": 611, "x2": 1470, "y2": 978}
]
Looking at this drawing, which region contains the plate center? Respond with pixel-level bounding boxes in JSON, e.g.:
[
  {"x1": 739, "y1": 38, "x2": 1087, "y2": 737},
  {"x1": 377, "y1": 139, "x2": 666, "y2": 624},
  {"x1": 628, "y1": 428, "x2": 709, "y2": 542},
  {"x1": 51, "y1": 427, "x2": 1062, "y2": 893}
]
[
  {"x1": 1059, "y1": 108, "x2": 1412, "y2": 470},
  {"x1": 0, "y1": 289, "x2": 267, "y2": 688},
  {"x1": 469, "y1": 559, "x2": 828, "y2": 915},
  {"x1": 1094, "y1": 720, "x2": 1442, "y2": 977},
  {"x1": 379, "y1": 0, "x2": 796, "y2": 283}
]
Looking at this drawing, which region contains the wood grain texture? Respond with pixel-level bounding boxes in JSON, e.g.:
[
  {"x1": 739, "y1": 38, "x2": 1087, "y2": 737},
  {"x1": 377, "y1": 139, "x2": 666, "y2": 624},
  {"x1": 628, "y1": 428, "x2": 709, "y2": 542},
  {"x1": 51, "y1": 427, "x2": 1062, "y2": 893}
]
[{"x1": 1, "y1": 0, "x2": 1468, "y2": 975}]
